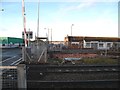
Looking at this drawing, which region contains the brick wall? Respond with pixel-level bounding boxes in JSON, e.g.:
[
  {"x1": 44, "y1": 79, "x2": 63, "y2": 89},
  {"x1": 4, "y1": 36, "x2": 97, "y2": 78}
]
[{"x1": 52, "y1": 53, "x2": 98, "y2": 59}]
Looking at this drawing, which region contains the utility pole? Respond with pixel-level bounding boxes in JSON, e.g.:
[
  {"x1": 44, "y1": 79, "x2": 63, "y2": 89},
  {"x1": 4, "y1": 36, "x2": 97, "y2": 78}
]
[
  {"x1": 48, "y1": 28, "x2": 49, "y2": 44},
  {"x1": 37, "y1": 0, "x2": 40, "y2": 37},
  {"x1": 36, "y1": 0, "x2": 40, "y2": 52},
  {"x1": 51, "y1": 28, "x2": 52, "y2": 44}
]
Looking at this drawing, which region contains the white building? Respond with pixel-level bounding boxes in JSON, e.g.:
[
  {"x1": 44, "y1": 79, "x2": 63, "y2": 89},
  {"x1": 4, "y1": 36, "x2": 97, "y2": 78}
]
[
  {"x1": 84, "y1": 41, "x2": 113, "y2": 50},
  {"x1": 64, "y1": 36, "x2": 120, "y2": 50}
]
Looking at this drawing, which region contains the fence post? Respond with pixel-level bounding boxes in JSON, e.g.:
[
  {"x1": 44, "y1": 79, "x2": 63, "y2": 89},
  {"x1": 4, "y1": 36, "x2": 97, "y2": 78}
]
[
  {"x1": 44, "y1": 48, "x2": 47, "y2": 63},
  {"x1": 22, "y1": 47, "x2": 26, "y2": 62},
  {"x1": 0, "y1": 48, "x2": 2, "y2": 90},
  {"x1": 17, "y1": 64, "x2": 27, "y2": 89}
]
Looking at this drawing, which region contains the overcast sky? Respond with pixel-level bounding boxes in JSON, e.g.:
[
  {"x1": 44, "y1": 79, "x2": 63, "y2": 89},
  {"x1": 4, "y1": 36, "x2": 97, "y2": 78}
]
[{"x1": 0, "y1": 0, "x2": 119, "y2": 41}]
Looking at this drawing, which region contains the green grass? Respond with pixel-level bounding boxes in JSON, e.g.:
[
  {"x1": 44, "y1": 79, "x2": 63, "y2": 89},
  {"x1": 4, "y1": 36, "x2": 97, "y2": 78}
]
[
  {"x1": 48, "y1": 57, "x2": 118, "y2": 65},
  {"x1": 48, "y1": 58, "x2": 63, "y2": 63},
  {"x1": 83, "y1": 57, "x2": 118, "y2": 64}
]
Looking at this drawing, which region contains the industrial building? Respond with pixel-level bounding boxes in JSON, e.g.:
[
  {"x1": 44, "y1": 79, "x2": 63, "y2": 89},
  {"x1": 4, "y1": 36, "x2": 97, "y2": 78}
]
[
  {"x1": 64, "y1": 36, "x2": 120, "y2": 50},
  {"x1": 0, "y1": 37, "x2": 24, "y2": 48}
]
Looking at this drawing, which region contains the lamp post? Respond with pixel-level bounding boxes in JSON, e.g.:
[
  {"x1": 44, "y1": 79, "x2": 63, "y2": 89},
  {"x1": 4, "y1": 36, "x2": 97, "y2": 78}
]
[
  {"x1": 44, "y1": 28, "x2": 47, "y2": 36},
  {"x1": 71, "y1": 24, "x2": 74, "y2": 36},
  {"x1": 48, "y1": 28, "x2": 49, "y2": 43},
  {"x1": 37, "y1": 0, "x2": 40, "y2": 37},
  {"x1": 51, "y1": 28, "x2": 52, "y2": 44},
  {"x1": 44, "y1": 28, "x2": 49, "y2": 44}
]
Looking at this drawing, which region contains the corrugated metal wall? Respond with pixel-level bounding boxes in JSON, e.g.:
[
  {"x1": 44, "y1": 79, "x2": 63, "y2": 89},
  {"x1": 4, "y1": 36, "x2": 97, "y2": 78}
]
[
  {"x1": 0, "y1": 37, "x2": 8, "y2": 44},
  {"x1": 0, "y1": 37, "x2": 24, "y2": 45},
  {"x1": 8, "y1": 37, "x2": 23, "y2": 44}
]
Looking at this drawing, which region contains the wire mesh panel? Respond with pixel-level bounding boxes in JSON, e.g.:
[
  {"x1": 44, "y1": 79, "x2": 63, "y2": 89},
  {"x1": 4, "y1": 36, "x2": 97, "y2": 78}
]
[
  {"x1": 28, "y1": 40, "x2": 47, "y2": 63},
  {"x1": 0, "y1": 66, "x2": 17, "y2": 89}
]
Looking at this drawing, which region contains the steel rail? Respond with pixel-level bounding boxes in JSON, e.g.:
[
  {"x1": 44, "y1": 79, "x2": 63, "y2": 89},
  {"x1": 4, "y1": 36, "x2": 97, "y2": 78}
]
[
  {"x1": 26, "y1": 64, "x2": 119, "y2": 68},
  {"x1": 27, "y1": 79, "x2": 119, "y2": 83},
  {"x1": 28, "y1": 70, "x2": 120, "y2": 73},
  {"x1": 27, "y1": 79, "x2": 119, "y2": 88}
]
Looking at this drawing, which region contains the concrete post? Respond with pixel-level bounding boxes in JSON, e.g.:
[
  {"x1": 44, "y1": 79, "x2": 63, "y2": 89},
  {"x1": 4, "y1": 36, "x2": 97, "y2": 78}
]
[
  {"x1": 44, "y1": 48, "x2": 47, "y2": 63},
  {"x1": 22, "y1": 47, "x2": 26, "y2": 62},
  {"x1": 17, "y1": 64, "x2": 27, "y2": 89},
  {"x1": 26, "y1": 47, "x2": 31, "y2": 62}
]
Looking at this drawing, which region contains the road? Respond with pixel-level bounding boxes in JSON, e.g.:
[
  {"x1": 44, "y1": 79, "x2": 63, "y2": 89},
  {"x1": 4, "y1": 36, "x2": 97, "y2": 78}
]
[
  {"x1": 0, "y1": 48, "x2": 22, "y2": 89},
  {"x1": 0, "y1": 48, "x2": 22, "y2": 66}
]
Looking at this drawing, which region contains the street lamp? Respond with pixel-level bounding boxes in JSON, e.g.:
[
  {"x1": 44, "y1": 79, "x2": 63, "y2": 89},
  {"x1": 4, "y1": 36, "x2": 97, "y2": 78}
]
[
  {"x1": 44, "y1": 28, "x2": 49, "y2": 43},
  {"x1": 48, "y1": 28, "x2": 49, "y2": 42},
  {"x1": 37, "y1": 0, "x2": 40, "y2": 37},
  {"x1": 44, "y1": 28, "x2": 47, "y2": 36},
  {"x1": 71, "y1": 24, "x2": 74, "y2": 36},
  {"x1": 51, "y1": 28, "x2": 52, "y2": 44}
]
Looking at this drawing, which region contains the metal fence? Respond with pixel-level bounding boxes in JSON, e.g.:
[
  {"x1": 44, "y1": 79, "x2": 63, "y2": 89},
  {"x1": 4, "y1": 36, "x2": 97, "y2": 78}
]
[
  {"x1": 0, "y1": 65, "x2": 27, "y2": 89},
  {"x1": 27, "y1": 40, "x2": 47, "y2": 63},
  {"x1": 0, "y1": 66, "x2": 17, "y2": 89}
]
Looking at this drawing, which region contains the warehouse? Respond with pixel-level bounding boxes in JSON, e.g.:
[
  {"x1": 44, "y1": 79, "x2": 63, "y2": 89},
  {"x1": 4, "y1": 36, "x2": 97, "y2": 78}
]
[
  {"x1": 0, "y1": 37, "x2": 24, "y2": 48},
  {"x1": 64, "y1": 36, "x2": 120, "y2": 50}
]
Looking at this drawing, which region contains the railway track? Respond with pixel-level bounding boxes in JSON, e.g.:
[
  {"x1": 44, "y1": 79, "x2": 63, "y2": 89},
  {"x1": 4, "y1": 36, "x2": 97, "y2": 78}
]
[
  {"x1": 27, "y1": 79, "x2": 119, "y2": 88},
  {"x1": 27, "y1": 64, "x2": 119, "y2": 73},
  {"x1": 27, "y1": 64, "x2": 119, "y2": 88},
  {"x1": 1, "y1": 64, "x2": 119, "y2": 88}
]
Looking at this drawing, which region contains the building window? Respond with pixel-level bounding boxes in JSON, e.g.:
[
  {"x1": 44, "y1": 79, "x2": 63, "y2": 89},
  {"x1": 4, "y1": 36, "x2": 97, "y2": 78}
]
[
  {"x1": 99, "y1": 43, "x2": 103, "y2": 47},
  {"x1": 86, "y1": 43, "x2": 90, "y2": 47},
  {"x1": 107, "y1": 43, "x2": 111, "y2": 47},
  {"x1": 91, "y1": 43, "x2": 98, "y2": 49}
]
